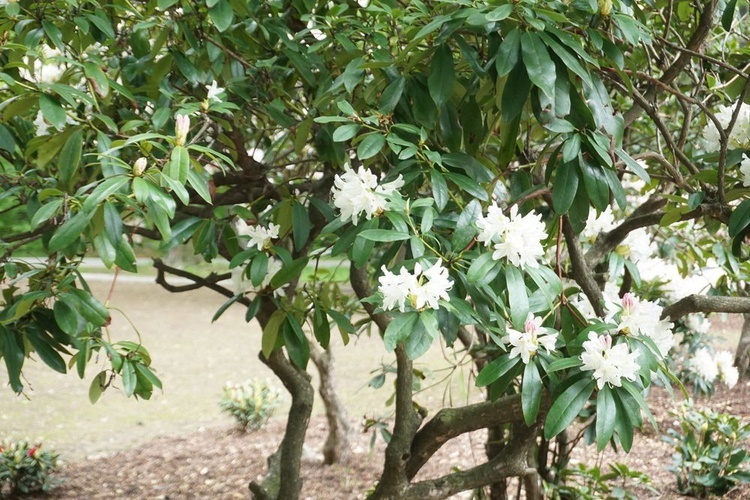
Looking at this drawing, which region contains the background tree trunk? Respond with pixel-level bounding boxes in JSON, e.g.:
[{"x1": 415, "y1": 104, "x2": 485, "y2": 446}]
[
  {"x1": 309, "y1": 342, "x2": 352, "y2": 465},
  {"x1": 735, "y1": 313, "x2": 750, "y2": 378}
]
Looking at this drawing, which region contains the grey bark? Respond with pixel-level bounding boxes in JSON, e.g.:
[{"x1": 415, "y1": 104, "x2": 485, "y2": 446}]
[{"x1": 735, "y1": 313, "x2": 750, "y2": 378}]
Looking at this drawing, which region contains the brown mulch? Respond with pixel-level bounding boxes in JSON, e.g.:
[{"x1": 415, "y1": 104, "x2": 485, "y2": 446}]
[{"x1": 20, "y1": 383, "x2": 750, "y2": 499}]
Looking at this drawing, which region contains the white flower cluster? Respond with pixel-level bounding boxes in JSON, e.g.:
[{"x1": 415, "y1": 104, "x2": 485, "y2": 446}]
[
  {"x1": 234, "y1": 219, "x2": 280, "y2": 251},
  {"x1": 702, "y1": 102, "x2": 750, "y2": 151},
  {"x1": 615, "y1": 228, "x2": 653, "y2": 263},
  {"x1": 582, "y1": 206, "x2": 616, "y2": 244},
  {"x1": 502, "y1": 313, "x2": 558, "y2": 364},
  {"x1": 206, "y1": 81, "x2": 224, "y2": 103},
  {"x1": 476, "y1": 204, "x2": 546, "y2": 269},
  {"x1": 690, "y1": 348, "x2": 739, "y2": 389},
  {"x1": 331, "y1": 166, "x2": 404, "y2": 225},
  {"x1": 378, "y1": 261, "x2": 453, "y2": 312},
  {"x1": 580, "y1": 332, "x2": 640, "y2": 389},
  {"x1": 740, "y1": 155, "x2": 750, "y2": 187},
  {"x1": 617, "y1": 293, "x2": 675, "y2": 356}
]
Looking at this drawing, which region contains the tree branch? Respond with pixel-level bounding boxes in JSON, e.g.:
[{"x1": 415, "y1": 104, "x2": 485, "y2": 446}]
[
  {"x1": 662, "y1": 295, "x2": 750, "y2": 320},
  {"x1": 152, "y1": 258, "x2": 251, "y2": 306},
  {"x1": 562, "y1": 216, "x2": 605, "y2": 317}
]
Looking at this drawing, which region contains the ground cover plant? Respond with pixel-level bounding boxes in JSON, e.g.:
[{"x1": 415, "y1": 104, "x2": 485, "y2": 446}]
[{"x1": 2, "y1": 0, "x2": 750, "y2": 498}]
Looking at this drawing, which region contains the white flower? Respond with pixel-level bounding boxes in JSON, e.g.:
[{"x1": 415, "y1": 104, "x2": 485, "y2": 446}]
[
  {"x1": 206, "y1": 81, "x2": 225, "y2": 103},
  {"x1": 580, "y1": 332, "x2": 640, "y2": 389},
  {"x1": 702, "y1": 103, "x2": 750, "y2": 151},
  {"x1": 175, "y1": 114, "x2": 190, "y2": 146},
  {"x1": 378, "y1": 261, "x2": 453, "y2": 312},
  {"x1": 476, "y1": 203, "x2": 546, "y2": 269},
  {"x1": 331, "y1": 166, "x2": 404, "y2": 225},
  {"x1": 618, "y1": 293, "x2": 674, "y2": 356},
  {"x1": 685, "y1": 313, "x2": 711, "y2": 335},
  {"x1": 20, "y1": 46, "x2": 64, "y2": 84},
  {"x1": 690, "y1": 348, "x2": 719, "y2": 382},
  {"x1": 714, "y1": 350, "x2": 739, "y2": 389},
  {"x1": 616, "y1": 228, "x2": 652, "y2": 263},
  {"x1": 501, "y1": 313, "x2": 558, "y2": 364},
  {"x1": 582, "y1": 206, "x2": 616, "y2": 244},
  {"x1": 741, "y1": 156, "x2": 750, "y2": 187},
  {"x1": 33, "y1": 110, "x2": 50, "y2": 136},
  {"x1": 234, "y1": 219, "x2": 280, "y2": 251}
]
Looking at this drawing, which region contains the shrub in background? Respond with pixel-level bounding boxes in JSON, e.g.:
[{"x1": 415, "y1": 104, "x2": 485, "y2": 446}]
[
  {"x1": 0, "y1": 438, "x2": 60, "y2": 496},
  {"x1": 665, "y1": 404, "x2": 750, "y2": 497},
  {"x1": 219, "y1": 379, "x2": 281, "y2": 431},
  {"x1": 544, "y1": 462, "x2": 658, "y2": 500}
]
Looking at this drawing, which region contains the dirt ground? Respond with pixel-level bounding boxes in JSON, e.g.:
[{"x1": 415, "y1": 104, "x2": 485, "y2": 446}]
[{"x1": 22, "y1": 382, "x2": 748, "y2": 500}]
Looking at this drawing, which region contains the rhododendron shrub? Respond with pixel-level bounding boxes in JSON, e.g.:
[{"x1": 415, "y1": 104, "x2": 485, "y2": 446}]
[{"x1": 1, "y1": 0, "x2": 750, "y2": 498}]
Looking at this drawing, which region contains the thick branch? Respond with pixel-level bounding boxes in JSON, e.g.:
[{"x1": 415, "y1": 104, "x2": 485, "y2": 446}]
[
  {"x1": 662, "y1": 295, "x2": 750, "y2": 320},
  {"x1": 403, "y1": 424, "x2": 539, "y2": 500},
  {"x1": 406, "y1": 393, "x2": 550, "y2": 479},
  {"x1": 562, "y1": 216, "x2": 605, "y2": 317}
]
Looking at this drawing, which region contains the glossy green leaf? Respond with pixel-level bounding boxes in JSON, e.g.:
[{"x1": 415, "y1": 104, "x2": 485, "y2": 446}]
[
  {"x1": 357, "y1": 229, "x2": 410, "y2": 242},
  {"x1": 31, "y1": 199, "x2": 63, "y2": 229},
  {"x1": 521, "y1": 32, "x2": 556, "y2": 101},
  {"x1": 384, "y1": 312, "x2": 419, "y2": 352},
  {"x1": 262, "y1": 309, "x2": 286, "y2": 358},
  {"x1": 0, "y1": 325, "x2": 24, "y2": 392},
  {"x1": 544, "y1": 377, "x2": 595, "y2": 440},
  {"x1": 506, "y1": 264, "x2": 529, "y2": 329},
  {"x1": 209, "y1": 0, "x2": 234, "y2": 32},
  {"x1": 496, "y1": 28, "x2": 521, "y2": 77},
  {"x1": 553, "y1": 161, "x2": 579, "y2": 214},
  {"x1": 284, "y1": 315, "x2": 309, "y2": 370},
  {"x1": 313, "y1": 306, "x2": 331, "y2": 349},
  {"x1": 332, "y1": 124, "x2": 361, "y2": 142},
  {"x1": 48, "y1": 212, "x2": 91, "y2": 252},
  {"x1": 380, "y1": 76, "x2": 406, "y2": 114},
  {"x1": 428, "y1": 44, "x2": 455, "y2": 107},
  {"x1": 26, "y1": 327, "x2": 66, "y2": 374},
  {"x1": 596, "y1": 385, "x2": 617, "y2": 451},
  {"x1": 58, "y1": 129, "x2": 83, "y2": 191},
  {"x1": 356, "y1": 132, "x2": 386, "y2": 160},
  {"x1": 476, "y1": 354, "x2": 519, "y2": 387},
  {"x1": 729, "y1": 199, "x2": 750, "y2": 238},
  {"x1": 522, "y1": 360, "x2": 542, "y2": 426},
  {"x1": 39, "y1": 94, "x2": 66, "y2": 130}
]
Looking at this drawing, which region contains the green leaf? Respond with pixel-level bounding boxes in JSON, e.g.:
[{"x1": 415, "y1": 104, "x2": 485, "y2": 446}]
[
  {"x1": 384, "y1": 312, "x2": 419, "y2": 352},
  {"x1": 327, "y1": 309, "x2": 353, "y2": 345},
  {"x1": 313, "y1": 306, "x2": 331, "y2": 349},
  {"x1": 83, "y1": 62, "x2": 109, "y2": 97},
  {"x1": 501, "y1": 60, "x2": 531, "y2": 123},
  {"x1": 68, "y1": 288, "x2": 110, "y2": 325},
  {"x1": 82, "y1": 176, "x2": 129, "y2": 213},
  {"x1": 620, "y1": 380, "x2": 658, "y2": 431},
  {"x1": 54, "y1": 300, "x2": 80, "y2": 335},
  {"x1": 58, "y1": 129, "x2": 83, "y2": 191},
  {"x1": 596, "y1": 385, "x2": 617, "y2": 451},
  {"x1": 209, "y1": 0, "x2": 234, "y2": 32},
  {"x1": 270, "y1": 257, "x2": 308, "y2": 289},
  {"x1": 553, "y1": 161, "x2": 580, "y2": 214},
  {"x1": 476, "y1": 354, "x2": 519, "y2": 387},
  {"x1": 729, "y1": 199, "x2": 750, "y2": 238},
  {"x1": 262, "y1": 310, "x2": 286, "y2": 358},
  {"x1": 522, "y1": 360, "x2": 543, "y2": 426},
  {"x1": 357, "y1": 229, "x2": 410, "y2": 242},
  {"x1": 547, "y1": 357, "x2": 583, "y2": 373},
  {"x1": 613, "y1": 390, "x2": 634, "y2": 452},
  {"x1": 380, "y1": 76, "x2": 406, "y2": 114},
  {"x1": 521, "y1": 32, "x2": 556, "y2": 101},
  {"x1": 544, "y1": 377, "x2": 595, "y2": 440},
  {"x1": 721, "y1": 0, "x2": 737, "y2": 30},
  {"x1": 31, "y1": 199, "x2": 63, "y2": 230},
  {"x1": 292, "y1": 202, "x2": 311, "y2": 251},
  {"x1": 0, "y1": 325, "x2": 24, "y2": 392},
  {"x1": 452, "y1": 200, "x2": 482, "y2": 251},
  {"x1": 89, "y1": 371, "x2": 107, "y2": 404},
  {"x1": 431, "y1": 170, "x2": 448, "y2": 211},
  {"x1": 615, "y1": 148, "x2": 650, "y2": 184},
  {"x1": 332, "y1": 124, "x2": 361, "y2": 142},
  {"x1": 505, "y1": 264, "x2": 529, "y2": 329},
  {"x1": 496, "y1": 28, "x2": 521, "y2": 78},
  {"x1": 250, "y1": 251, "x2": 268, "y2": 287},
  {"x1": 356, "y1": 132, "x2": 386, "y2": 160},
  {"x1": 165, "y1": 146, "x2": 189, "y2": 184},
  {"x1": 467, "y1": 252, "x2": 502, "y2": 286},
  {"x1": 404, "y1": 313, "x2": 436, "y2": 359},
  {"x1": 487, "y1": 4, "x2": 513, "y2": 21},
  {"x1": 26, "y1": 327, "x2": 66, "y2": 374},
  {"x1": 443, "y1": 172, "x2": 488, "y2": 201},
  {"x1": 428, "y1": 44, "x2": 455, "y2": 107},
  {"x1": 284, "y1": 315, "x2": 310, "y2": 370},
  {"x1": 121, "y1": 359, "x2": 137, "y2": 396},
  {"x1": 187, "y1": 167, "x2": 212, "y2": 204},
  {"x1": 212, "y1": 294, "x2": 243, "y2": 322},
  {"x1": 40, "y1": 94, "x2": 67, "y2": 131},
  {"x1": 135, "y1": 363, "x2": 163, "y2": 390},
  {"x1": 48, "y1": 212, "x2": 91, "y2": 252}
]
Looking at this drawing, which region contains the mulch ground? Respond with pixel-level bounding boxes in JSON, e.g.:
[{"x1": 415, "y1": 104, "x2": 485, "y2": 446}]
[{"x1": 14, "y1": 382, "x2": 750, "y2": 499}]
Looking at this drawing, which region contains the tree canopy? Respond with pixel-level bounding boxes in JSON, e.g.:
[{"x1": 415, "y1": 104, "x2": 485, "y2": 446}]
[{"x1": 1, "y1": 0, "x2": 749, "y2": 498}]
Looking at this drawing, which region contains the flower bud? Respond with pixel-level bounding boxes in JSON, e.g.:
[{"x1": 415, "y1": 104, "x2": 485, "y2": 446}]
[
  {"x1": 621, "y1": 293, "x2": 635, "y2": 311},
  {"x1": 175, "y1": 114, "x2": 190, "y2": 146},
  {"x1": 598, "y1": 0, "x2": 612, "y2": 16},
  {"x1": 133, "y1": 157, "x2": 147, "y2": 176}
]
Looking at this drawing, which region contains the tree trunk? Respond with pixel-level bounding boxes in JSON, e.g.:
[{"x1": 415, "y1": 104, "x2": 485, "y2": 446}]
[
  {"x1": 309, "y1": 341, "x2": 352, "y2": 465},
  {"x1": 735, "y1": 313, "x2": 750, "y2": 378},
  {"x1": 487, "y1": 426, "x2": 508, "y2": 500}
]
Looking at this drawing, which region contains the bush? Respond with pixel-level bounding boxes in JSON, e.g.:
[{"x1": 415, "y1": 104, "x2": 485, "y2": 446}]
[
  {"x1": 545, "y1": 462, "x2": 658, "y2": 500},
  {"x1": 665, "y1": 404, "x2": 750, "y2": 497},
  {"x1": 0, "y1": 438, "x2": 60, "y2": 496},
  {"x1": 219, "y1": 380, "x2": 281, "y2": 431}
]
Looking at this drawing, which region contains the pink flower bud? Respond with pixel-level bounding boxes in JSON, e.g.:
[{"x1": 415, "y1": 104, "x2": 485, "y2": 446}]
[{"x1": 621, "y1": 293, "x2": 635, "y2": 311}]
